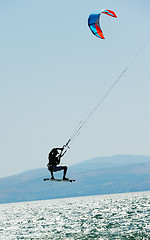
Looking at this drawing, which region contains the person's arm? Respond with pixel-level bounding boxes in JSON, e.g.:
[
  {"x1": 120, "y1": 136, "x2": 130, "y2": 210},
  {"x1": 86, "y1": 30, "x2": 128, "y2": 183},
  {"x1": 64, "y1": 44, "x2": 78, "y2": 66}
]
[
  {"x1": 56, "y1": 147, "x2": 65, "y2": 163},
  {"x1": 55, "y1": 147, "x2": 64, "y2": 151}
]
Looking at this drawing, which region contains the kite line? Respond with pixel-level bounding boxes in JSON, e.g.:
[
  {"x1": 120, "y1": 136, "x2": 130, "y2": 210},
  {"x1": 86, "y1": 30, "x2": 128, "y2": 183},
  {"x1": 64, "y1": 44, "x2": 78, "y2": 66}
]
[{"x1": 62, "y1": 37, "x2": 150, "y2": 154}]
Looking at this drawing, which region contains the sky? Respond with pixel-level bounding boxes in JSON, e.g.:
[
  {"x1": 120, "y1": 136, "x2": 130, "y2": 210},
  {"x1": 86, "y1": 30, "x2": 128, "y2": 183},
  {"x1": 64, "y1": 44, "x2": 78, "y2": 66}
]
[{"x1": 0, "y1": 0, "x2": 150, "y2": 178}]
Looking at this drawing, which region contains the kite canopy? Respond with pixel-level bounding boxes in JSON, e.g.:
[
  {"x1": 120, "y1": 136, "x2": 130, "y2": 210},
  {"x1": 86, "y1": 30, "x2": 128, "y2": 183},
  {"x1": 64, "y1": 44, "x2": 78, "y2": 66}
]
[{"x1": 88, "y1": 9, "x2": 117, "y2": 39}]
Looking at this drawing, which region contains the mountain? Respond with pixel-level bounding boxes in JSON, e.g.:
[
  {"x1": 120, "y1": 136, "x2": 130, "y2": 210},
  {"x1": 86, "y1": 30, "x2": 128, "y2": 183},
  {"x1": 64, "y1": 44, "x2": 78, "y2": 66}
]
[{"x1": 0, "y1": 155, "x2": 150, "y2": 204}]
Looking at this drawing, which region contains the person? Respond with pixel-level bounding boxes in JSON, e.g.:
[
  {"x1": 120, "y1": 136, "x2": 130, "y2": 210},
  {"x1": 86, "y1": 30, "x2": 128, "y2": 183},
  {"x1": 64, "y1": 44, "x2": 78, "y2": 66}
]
[{"x1": 47, "y1": 147, "x2": 69, "y2": 180}]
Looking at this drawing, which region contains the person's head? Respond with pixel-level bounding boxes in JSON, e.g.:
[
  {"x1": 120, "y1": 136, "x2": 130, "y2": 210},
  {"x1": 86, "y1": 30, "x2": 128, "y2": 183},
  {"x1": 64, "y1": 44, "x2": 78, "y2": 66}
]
[{"x1": 53, "y1": 148, "x2": 58, "y2": 156}]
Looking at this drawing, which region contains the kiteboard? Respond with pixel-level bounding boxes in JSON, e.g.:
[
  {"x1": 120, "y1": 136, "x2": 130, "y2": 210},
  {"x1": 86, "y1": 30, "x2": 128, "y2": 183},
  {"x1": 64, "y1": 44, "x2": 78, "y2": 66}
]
[{"x1": 43, "y1": 178, "x2": 75, "y2": 183}]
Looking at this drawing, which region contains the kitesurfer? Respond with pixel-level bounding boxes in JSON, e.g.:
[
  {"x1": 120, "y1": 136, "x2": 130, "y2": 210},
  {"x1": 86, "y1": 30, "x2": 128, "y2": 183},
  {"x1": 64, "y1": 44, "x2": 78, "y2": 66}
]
[{"x1": 47, "y1": 147, "x2": 69, "y2": 180}]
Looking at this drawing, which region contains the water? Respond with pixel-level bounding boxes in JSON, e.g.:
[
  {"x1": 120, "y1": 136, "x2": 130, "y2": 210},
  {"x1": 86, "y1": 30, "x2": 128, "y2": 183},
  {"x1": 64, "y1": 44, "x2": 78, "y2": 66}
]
[{"x1": 0, "y1": 191, "x2": 150, "y2": 240}]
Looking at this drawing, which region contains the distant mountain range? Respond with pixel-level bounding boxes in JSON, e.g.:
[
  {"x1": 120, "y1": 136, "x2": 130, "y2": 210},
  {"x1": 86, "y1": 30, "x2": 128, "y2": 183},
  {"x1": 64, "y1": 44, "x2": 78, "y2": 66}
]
[{"x1": 0, "y1": 155, "x2": 150, "y2": 204}]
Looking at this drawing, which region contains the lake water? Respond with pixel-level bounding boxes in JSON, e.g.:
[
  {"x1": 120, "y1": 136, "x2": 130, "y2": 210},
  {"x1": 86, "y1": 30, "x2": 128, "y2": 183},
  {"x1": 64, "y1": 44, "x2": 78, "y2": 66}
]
[{"x1": 0, "y1": 191, "x2": 150, "y2": 239}]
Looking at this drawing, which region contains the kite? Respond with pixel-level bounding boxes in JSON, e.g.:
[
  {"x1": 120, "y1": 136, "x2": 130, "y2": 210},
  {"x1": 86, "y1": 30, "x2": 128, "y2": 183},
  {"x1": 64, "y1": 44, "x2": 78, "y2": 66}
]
[{"x1": 88, "y1": 9, "x2": 117, "y2": 39}]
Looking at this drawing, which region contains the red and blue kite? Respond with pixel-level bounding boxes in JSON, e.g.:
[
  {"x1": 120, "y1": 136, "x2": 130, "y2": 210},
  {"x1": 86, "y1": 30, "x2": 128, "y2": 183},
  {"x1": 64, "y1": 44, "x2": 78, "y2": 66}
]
[{"x1": 88, "y1": 9, "x2": 117, "y2": 39}]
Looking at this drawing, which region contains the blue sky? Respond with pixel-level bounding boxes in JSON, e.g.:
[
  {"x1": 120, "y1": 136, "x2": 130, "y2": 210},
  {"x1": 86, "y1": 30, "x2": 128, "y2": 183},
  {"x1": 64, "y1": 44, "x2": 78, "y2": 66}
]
[{"x1": 0, "y1": 0, "x2": 150, "y2": 177}]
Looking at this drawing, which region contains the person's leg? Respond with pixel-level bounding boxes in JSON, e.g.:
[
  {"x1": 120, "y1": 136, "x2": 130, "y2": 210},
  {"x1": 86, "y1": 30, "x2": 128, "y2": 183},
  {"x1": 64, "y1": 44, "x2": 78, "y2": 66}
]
[
  {"x1": 62, "y1": 166, "x2": 68, "y2": 180},
  {"x1": 51, "y1": 166, "x2": 68, "y2": 180},
  {"x1": 49, "y1": 166, "x2": 54, "y2": 179}
]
